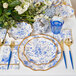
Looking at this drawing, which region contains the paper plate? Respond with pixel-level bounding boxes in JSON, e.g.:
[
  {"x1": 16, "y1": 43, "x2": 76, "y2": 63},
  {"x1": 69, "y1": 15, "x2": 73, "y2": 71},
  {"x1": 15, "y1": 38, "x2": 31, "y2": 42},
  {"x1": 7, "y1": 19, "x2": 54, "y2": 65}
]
[
  {"x1": 24, "y1": 37, "x2": 58, "y2": 65},
  {"x1": 55, "y1": 0, "x2": 64, "y2": 6},
  {"x1": 0, "y1": 28, "x2": 7, "y2": 41},
  {"x1": 50, "y1": 0, "x2": 58, "y2": 4},
  {"x1": 56, "y1": 4, "x2": 74, "y2": 18},
  {"x1": 0, "y1": 45, "x2": 19, "y2": 65},
  {"x1": 18, "y1": 34, "x2": 62, "y2": 71},
  {"x1": 8, "y1": 22, "x2": 33, "y2": 39},
  {"x1": 34, "y1": 0, "x2": 58, "y2": 4}
]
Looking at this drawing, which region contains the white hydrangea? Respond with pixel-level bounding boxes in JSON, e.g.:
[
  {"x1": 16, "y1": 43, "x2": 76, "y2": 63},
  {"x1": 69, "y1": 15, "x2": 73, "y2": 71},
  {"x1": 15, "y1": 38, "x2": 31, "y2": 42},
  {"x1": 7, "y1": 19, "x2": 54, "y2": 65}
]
[
  {"x1": 15, "y1": 6, "x2": 24, "y2": 14},
  {"x1": 37, "y1": 5, "x2": 47, "y2": 14},
  {"x1": 34, "y1": 14, "x2": 49, "y2": 21},
  {"x1": 19, "y1": 0, "x2": 34, "y2": 4},
  {"x1": 29, "y1": 0, "x2": 34, "y2": 4},
  {"x1": 19, "y1": 0, "x2": 25, "y2": 3},
  {"x1": 35, "y1": 2, "x2": 41, "y2": 7},
  {"x1": 44, "y1": 0, "x2": 52, "y2": 6},
  {"x1": 44, "y1": 15, "x2": 49, "y2": 19},
  {"x1": 3, "y1": 3, "x2": 8, "y2": 8},
  {"x1": 23, "y1": 2, "x2": 30, "y2": 8},
  {"x1": 15, "y1": 2, "x2": 30, "y2": 14},
  {"x1": 34, "y1": 15, "x2": 40, "y2": 21}
]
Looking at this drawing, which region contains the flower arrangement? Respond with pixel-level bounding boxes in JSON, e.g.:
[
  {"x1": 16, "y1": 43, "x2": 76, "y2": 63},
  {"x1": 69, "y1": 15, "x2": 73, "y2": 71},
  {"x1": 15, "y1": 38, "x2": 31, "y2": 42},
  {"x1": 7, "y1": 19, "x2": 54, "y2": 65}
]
[
  {"x1": 0, "y1": 0, "x2": 52, "y2": 29},
  {"x1": 0, "y1": 0, "x2": 74, "y2": 30}
]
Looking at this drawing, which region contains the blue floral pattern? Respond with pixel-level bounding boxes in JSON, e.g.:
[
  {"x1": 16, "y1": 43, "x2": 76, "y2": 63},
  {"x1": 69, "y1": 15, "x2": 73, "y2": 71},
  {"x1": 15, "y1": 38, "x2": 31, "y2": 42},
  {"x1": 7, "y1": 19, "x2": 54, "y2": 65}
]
[
  {"x1": 8, "y1": 22, "x2": 33, "y2": 39},
  {"x1": 56, "y1": 4, "x2": 74, "y2": 18},
  {"x1": 18, "y1": 35, "x2": 62, "y2": 71},
  {"x1": 60, "y1": 29, "x2": 72, "y2": 40},
  {"x1": 34, "y1": 0, "x2": 58, "y2": 4},
  {"x1": 0, "y1": 65, "x2": 19, "y2": 70},
  {"x1": 0, "y1": 46, "x2": 19, "y2": 70},
  {"x1": 0, "y1": 28, "x2": 7, "y2": 41},
  {"x1": 24, "y1": 37, "x2": 57, "y2": 65}
]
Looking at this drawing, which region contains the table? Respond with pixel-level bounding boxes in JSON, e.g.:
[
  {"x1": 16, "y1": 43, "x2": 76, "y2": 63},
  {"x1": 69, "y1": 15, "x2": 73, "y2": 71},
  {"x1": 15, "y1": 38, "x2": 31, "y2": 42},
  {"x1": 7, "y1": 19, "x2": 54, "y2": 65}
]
[{"x1": 0, "y1": 0, "x2": 76, "y2": 76}]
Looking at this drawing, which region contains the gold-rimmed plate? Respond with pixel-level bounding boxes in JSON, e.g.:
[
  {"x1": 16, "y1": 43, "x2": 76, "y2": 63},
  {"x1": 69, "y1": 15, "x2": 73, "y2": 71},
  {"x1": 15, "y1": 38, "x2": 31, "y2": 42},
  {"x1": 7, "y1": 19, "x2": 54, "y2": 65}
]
[
  {"x1": 8, "y1": 22, "x2": 33, "y2": 40},
  {"x1": 55, "y1": 0, "x2": 64, "y2": 7},
  {"x1": 24, "y1": 36, "x2": 58, "y2": 65},
  {"x1": 18, "y1": 34, "x2": 62, "y2": 71},
  {"x1": 55, "y1": 4, "x2": 74, "y2": 18}
]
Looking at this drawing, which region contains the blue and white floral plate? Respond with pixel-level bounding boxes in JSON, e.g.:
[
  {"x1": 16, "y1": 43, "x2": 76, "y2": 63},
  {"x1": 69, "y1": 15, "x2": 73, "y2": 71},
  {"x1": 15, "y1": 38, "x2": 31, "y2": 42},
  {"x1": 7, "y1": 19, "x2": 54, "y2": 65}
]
[
  {"x1": 23, "y1": 37, "x2": 58, "y2": 65},
  {"x1": 18, "y1": 34, "x2": 62, "y2": 71},
  {"x1": 50, "y1": 0, "x2": 58, "y2": 4},
  {"x1": 8, "y1": 22, "x2": 33, "y2": 39},
  {"x1": 34, "y1": 0, "x2": 58, "y2": 4},
  {"x1": 0, "y1": 28, "x2": 7, "y2": 42},
  {"x1": 60, "y1": 29, "x2": 72, "y2": 40},
  {"x1": 55, "y1": 0, "x2": 64, "y2": 6},
  {"x1": 0, "y1": 45, "x2": 19, "y2": 69},
  {"x1": 56, "y1": 4, "x2": 74, "y2": 18},
  {"x1": 63, "y1": 0, "x2": 71, "y2": 6}
]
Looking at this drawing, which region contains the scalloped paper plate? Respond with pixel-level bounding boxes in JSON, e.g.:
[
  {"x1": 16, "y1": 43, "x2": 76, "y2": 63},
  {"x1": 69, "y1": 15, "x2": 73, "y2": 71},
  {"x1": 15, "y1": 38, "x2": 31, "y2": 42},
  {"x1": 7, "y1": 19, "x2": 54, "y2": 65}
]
[
  {"x1": 34, "y1": 0, "x2": 58, "y2": 4},
  {"x1": 18, "y1": 34, "x2": 62, "y2": 71},
  {"x1": 56, "y1": 4, "x2": 74, "y2": 18},
  {"x1": 55, "y1": 0, "x2": 64, "y2": 6},
  {"x1": 0, "y1": 28, "x2": 7, "y2": 41},
  {"x1": 8, "y1": 22, "x2": 33, "y2": 39},
  {"x1": 24, "y1": 37, "x2": 58, "y2": 65}
]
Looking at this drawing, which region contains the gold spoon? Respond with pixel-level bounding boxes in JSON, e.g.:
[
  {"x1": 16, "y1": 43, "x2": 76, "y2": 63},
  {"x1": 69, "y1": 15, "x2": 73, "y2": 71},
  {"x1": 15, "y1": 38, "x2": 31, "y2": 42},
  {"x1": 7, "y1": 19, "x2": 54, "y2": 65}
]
[
  {"x1": 65, "y1": 38, "x2": 74, "y2": 69},
  {"x1": 61, "y1": 40, "x2": 67, "y2": 68},
  {"x1": 65, "y1": 38, "x2": 73, "y2": 50}
]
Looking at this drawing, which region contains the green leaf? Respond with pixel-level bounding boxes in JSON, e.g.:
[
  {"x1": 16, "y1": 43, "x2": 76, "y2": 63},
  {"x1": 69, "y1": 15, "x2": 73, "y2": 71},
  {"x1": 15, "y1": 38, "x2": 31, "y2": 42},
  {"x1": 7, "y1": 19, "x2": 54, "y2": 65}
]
[
  {"x1": 0, "y1": 16, "x2": 4, "y2": 21},
  {"x1": 43, "y1": 11, "x2": 45, "y2": 14},
  {"x1": 6, "y1": 12, "x2": 11, "y2": 15},
  {"x1": 9, "y1": 0, "x2": 21, "y2": 7},
  {"x1": 0, "y1": 7, "x2": 2, "y2": 16},
  {"x1": 0, "y1": 22, "x2": 4, "y2": 27}
]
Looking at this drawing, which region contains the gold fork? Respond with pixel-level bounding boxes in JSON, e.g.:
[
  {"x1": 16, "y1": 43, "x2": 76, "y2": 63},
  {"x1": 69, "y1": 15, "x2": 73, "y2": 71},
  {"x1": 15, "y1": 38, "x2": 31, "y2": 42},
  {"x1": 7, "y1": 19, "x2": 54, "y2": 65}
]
[
  {"x1": 65, "y1": 38, "x2": 74, "y2": 69},
  {"x1": 7, "y1": 41, "x2": 15, "y2": 69}
]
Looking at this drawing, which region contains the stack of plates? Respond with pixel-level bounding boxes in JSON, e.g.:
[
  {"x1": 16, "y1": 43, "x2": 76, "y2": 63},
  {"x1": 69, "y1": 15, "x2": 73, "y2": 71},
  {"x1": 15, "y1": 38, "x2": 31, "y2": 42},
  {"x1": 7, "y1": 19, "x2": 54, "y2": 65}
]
[{"x1": 18, "y1": 34, "x2": 62, "y2": 71}]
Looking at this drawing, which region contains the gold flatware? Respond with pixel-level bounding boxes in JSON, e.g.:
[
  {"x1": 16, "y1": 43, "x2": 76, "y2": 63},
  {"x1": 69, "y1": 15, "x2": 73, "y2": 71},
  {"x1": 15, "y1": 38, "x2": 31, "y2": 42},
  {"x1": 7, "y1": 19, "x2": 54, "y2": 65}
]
[
  {"x1": 65, "y1": 38, "x2": 73, "y2": 50},
  {"x1": 0, "y1": 39, "x2": 2, "y2": 46},
  {"x1": 65, "y1": 38, "x2": 74, "y2": 69},
  {"x1": 7, "y1": 41, "x2": 15, "y2": 69},
  {"x1": 60, "y1": 40, "x2": 67, "y2": 68}
]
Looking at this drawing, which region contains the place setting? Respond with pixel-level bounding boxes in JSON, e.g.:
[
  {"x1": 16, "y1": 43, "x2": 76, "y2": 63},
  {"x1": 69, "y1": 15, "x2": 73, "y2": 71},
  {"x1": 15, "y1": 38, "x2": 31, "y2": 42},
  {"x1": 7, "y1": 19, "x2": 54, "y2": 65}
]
[{"x1": 0, "y1": 0, "x2": 75, "y2": 71}]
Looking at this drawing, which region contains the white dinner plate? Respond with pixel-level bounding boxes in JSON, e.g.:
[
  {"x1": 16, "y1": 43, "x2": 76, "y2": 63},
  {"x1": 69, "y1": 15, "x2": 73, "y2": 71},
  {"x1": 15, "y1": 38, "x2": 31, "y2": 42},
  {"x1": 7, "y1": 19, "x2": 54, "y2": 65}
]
[
  {"x1": 8, "y1": 22, "x2": 33, "y2": 39},
  {"x1": 24, "y1": 37, "x2": 58, "y2": 65},
  {"x1": 18, "y1": 34, "x2": 62, "y2": 71}
]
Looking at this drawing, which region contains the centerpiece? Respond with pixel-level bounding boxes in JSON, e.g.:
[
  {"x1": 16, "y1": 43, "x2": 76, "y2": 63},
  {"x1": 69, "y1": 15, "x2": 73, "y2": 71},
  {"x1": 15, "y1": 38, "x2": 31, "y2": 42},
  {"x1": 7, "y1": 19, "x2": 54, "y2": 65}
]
[
  {"x1": 0, "y1": 0, "x2": 74, "y2": 32},
  {"x1": 0, "y1": 0, "x2": 52, "y2": 29}
]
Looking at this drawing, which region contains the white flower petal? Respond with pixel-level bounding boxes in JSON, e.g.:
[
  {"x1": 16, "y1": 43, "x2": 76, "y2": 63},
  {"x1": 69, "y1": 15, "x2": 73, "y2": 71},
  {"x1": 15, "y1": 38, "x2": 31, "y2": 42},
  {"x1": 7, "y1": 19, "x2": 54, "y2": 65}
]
[
  {"x1": 44, "y1": 0, "x2": 52, "y2": 6},
  {"x1": 3, "y1": 3, "x2": 8, "y2": 8}
]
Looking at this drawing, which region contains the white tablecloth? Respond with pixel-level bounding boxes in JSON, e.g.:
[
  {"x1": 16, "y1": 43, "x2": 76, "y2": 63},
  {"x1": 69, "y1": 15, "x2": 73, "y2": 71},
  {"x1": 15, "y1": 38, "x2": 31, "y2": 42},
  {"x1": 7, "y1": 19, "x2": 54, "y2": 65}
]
[{"x1": 0, "y1": 0, "x2": 76, "y2": 76}]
